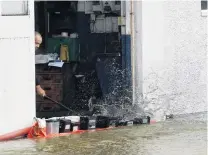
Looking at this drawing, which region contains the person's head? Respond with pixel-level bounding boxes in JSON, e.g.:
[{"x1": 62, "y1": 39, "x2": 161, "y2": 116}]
[{"x1": 35, "y1": 31, "x2": 42, "y2": 50}]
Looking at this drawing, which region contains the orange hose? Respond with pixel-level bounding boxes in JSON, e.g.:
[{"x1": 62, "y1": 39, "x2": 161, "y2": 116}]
[
  {"x1": 0, "y1": 127, "x2": 31, "y2": 141},
  {"x1": 0, "y1": 121, "x2": 155, "y2": 141}
]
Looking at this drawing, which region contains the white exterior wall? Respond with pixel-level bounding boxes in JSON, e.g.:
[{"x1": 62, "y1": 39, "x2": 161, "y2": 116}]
[
  {"x1": 135, "y1": 1, "x2": 207, "y2": 121},
  {"x1": 163, "y1": 1, "x2": 207, "y2": 115},
  {"x1": 0, "y1": 1, "x2": 35, "y2": 135}
]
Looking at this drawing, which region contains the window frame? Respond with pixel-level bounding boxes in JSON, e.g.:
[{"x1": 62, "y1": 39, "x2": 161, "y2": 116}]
[
  {"x1": 0, "y1": 1, "x2": 29, "y2": 16},
  {"x1": 201, "y1": 0, "x2": 207, "y2": 10},
  {"x1": 201, "y1": 0, "x2": 207, "y2": 17}
]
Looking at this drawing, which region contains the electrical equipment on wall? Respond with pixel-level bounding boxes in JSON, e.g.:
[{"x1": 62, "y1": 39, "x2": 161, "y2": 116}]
[
  {"x1": 92, "y1": 1, "x2": 103, "y2": 14},
  {"x1": 78, "y1": 1, "x2": 85, "y2": 12},
  {"x1": 82, "y1": 1, "x2": 121, "y2": 14},
  {"x1": 81, "y1": 1, "x2": 121, "y2": 33},
  {"x1": 90, "y1": 14, "x2": 105, "y2": 33},
  {"x1": 85, "y1": 1, "x2": 93, "y2": 14},
  {"x1": 114, "y1": 1, "x2": 121, "y2": 13},
  {"x1": 103, "y1": 1, "x2": 113, "y2": 13},
  {"x1": 102, "y1": 1, "x2": 121, "y2": 13},
  {"x1": 90, "y1": 14, "x2": 118, "y2": 33}
]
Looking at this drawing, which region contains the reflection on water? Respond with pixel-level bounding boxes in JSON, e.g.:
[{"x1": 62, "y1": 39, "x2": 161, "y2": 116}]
[{"x1": 0, "y1": 112, "x2": 207, "y2": 155}]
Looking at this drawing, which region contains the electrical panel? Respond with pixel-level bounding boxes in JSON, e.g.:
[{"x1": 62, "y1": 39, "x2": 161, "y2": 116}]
[
  {"x1": 102, "y1": 1, "x2": 121, "y2": 13},
  {"x1": 114, "y1": 1, "x2": 121, "y2": 12},
  {"x1": 77, "y1": 1, "x2": 85, "y2": 12},
  {"x1": 82, "y1": 1, "x2": 121, "y2": 33},
  {"x1": 102, "y1": 1, "x2": 114, "y2": 13},
  {"x1": 91, "y1": 1, "x2": 121, "y2": 14},
  {"x1": 90, "y1": 15, "x2": 105, "y2": 33},
  {"x1": 112, "y1": 17, "x2": 119, "y2": 32},
  {"x1": 81, "y1": 1, "x2": 121, "y2": 14},
  {"x1": 85, "y1": 1, "x2": 93, "y2": 14},
  {"x1": 92, "y1": 1, "x2": 103, "y2": 14},
  {"x1": 90, "y1": 15, "x2": 118, "y2": 33},
  {"x1": 105, "y1": 17, "x2": 118, "y2": 33},
  {"x1": 105, "y1": 17, "x2": 112, "y2": 32}
]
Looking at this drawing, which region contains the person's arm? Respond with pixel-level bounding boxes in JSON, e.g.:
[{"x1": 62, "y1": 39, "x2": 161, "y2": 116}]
[{"x1": 36, "y1": 78, "x2": 46, "y2": 97}]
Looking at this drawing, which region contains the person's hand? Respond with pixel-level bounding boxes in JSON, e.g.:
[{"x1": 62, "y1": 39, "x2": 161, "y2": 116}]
[
  {"x1": 39, "y1": 89, "x2": 46, "y2": 97},
  {"x1": 36, "y1": 85, "x2": 46, "y2": 97}
]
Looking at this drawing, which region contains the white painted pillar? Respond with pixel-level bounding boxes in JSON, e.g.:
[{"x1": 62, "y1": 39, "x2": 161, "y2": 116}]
[
  {"x1": 120, "y1": 0, "x2": 126, "y2": 35},
  {"x1": 125, "y1": 1, "x2": 131, "y2": 35},
  {"x1": 141, "y1": 1, "x2": 165, "y2": 121},
  {"x1": 125, "y1": 0, "x2": 136, "y2": 104},
  {"x1": 133, "y1": 1, "x2": 143, "y2": 104},
  {"x1": 0, "y1": 0, "x2": 36, "y2": 135}
]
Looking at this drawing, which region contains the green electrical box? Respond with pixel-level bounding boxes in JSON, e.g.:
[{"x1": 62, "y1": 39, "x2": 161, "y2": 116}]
[{"x1": 47, "y1": 37, "x2": 80, "y2": 62}]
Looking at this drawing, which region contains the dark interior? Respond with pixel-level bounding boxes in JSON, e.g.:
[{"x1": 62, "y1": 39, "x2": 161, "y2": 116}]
[{"x1": 35, "y1": 1, "x2": 125, "y2": 118}]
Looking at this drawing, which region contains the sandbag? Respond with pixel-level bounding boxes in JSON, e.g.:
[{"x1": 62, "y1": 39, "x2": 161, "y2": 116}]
[{"x1": 27, "y1": 117, "x2": 46, "y2": 138}]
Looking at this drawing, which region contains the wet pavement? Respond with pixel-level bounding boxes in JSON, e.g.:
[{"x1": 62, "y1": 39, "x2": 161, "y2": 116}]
[{"x1": 0, "y1": 112, "x2": 207, "y2": 155}]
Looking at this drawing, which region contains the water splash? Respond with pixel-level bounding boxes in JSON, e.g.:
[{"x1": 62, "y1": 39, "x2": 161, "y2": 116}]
[
  {"x1": 87, "y1": 58, "x2": 144, "y2": 120},
  {"x1": 84, "y1": 59, "x2": 184, "y2": 121}
]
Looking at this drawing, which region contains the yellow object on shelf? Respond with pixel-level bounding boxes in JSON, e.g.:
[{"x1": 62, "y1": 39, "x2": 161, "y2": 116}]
[{"x1": 60, "y1": 44, "x2": 69, "y2": 62}]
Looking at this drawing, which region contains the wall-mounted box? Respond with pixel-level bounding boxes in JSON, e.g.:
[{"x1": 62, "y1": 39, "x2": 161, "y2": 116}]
[
  {"x1": 92, "y1": 1, "x2": 103, "y2": 14},
  {"x1": 90, "y1": 15, "x2": 105, "y2": 33},
  {"x1": 84, "y1": 1, "x2": 93, "y2": 14},
  {"x1": 77, "y1": 1, "x2": 85, "y2": 12},
  {"x1": 91, "y1": 16, "x2": 118, "y2": 33}
]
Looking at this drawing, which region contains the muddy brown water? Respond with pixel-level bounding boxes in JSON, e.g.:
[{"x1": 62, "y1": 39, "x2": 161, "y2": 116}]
[{"x1": 0, "y1": 112, "x2": 207, "y2": 155}]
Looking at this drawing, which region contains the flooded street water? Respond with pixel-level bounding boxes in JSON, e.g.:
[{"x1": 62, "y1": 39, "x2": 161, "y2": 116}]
[{"x1": 0, "y1": 112, "x2": 207, "y2": 155}]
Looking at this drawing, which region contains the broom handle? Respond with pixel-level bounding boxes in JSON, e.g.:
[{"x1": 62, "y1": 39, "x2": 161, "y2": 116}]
[{"x1": 44, "y1": 95, "x2": 73, "y2": 112}]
